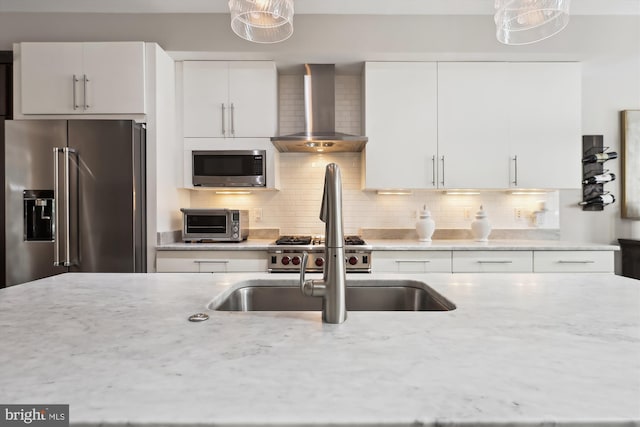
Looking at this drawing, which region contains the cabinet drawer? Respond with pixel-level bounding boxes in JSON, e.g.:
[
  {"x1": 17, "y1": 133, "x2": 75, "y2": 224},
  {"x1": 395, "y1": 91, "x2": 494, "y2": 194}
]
[
  {"x1": 372, "y1": 251, "x2": 451, "y2": 273},
  {"x1": 533, "y1": 251, "x2": 614, "y2": 273},
  {"x1": 452, "y1": 251, "x2": 532, "y2": 273},
  {"x1": 156, "y1": 251, "x2": 268, "y2": 273}
]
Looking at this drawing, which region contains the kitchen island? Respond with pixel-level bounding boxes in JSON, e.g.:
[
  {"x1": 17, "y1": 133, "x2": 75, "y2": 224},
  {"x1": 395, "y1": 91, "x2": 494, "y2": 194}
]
[{"x1": 0, "y1": 272, "x2": 638, "y2": 426}]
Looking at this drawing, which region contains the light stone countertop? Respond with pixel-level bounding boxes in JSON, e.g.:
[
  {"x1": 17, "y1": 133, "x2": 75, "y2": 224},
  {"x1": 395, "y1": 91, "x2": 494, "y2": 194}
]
[
  {"x1": 0, "y1": 272, "x2": 638, "y2": 426},
  {"x1": 157, "y1": 239, "x2": 620, "y2": 251}
]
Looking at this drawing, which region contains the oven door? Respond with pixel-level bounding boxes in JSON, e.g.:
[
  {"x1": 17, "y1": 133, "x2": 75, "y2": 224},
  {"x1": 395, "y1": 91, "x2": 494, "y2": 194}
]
[
  {"x1": 183, "y1": 213, "x2": 230, "y2": 240},
  {"x1": 192, "y1": 150, "x2": 266, "y2": 187}
]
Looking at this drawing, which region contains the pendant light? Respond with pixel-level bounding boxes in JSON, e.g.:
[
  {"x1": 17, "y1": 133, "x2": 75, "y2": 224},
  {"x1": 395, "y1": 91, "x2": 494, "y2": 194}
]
[
  {"x1": 494, "y1": 0, "x2": 571, "y2": 45},
  {"x1": 229, "y1": 0, "x2": 294, "y2": 44}
]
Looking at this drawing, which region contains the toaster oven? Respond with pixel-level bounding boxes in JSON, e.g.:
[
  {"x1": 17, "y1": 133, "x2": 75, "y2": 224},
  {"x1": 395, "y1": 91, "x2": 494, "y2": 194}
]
[{"x1": 180, "y1": 209, "x2": 249, "y2": 242}]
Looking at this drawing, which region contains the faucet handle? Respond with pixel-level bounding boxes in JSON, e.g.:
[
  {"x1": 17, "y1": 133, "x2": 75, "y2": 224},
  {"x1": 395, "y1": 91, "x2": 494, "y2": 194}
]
[{"x1": 300, "y1": 251, "x2": 310, "y2": 295}]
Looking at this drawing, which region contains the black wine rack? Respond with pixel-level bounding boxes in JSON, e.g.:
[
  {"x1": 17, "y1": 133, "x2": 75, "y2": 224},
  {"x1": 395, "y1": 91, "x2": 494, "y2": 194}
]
[{"x1": 582, "y1": 135, "x2": 614, "y2": 211}]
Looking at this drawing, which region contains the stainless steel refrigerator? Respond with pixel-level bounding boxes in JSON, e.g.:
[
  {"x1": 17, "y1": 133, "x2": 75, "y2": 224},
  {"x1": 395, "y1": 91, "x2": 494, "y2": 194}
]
[{"x1": 2, "y1": 120, "x2": 146, "y2": 287}]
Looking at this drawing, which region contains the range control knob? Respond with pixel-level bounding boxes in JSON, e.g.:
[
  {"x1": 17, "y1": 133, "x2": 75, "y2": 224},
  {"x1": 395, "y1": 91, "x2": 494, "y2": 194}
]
[
  {"x1": 281, "y1": 256, "x2": 291, "y2": 265},
  {"x1": 292, "y1": 256, "x2": 301, "y2": 266},
  {"x1": 348, "y1": 256, "x2": 359, "y2": 265},
  {"x1": 315, "y1": 258, "x2": 324, "y2": 267}
]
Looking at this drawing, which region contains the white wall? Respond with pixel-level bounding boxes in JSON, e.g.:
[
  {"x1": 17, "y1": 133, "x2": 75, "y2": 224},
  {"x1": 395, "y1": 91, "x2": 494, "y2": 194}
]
[{"x1": 1, "y1": 12, "x2": 638, "y2": 243}]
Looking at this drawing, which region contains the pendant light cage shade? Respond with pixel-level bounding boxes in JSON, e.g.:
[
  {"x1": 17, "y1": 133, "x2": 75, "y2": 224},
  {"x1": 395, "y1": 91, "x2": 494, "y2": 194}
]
[
  {"x1": 229, "y1": 0, "x2": 294, "y2": 43},
  {"x1": 495, "y1": 0, "x2": 570, "y2": 45}
]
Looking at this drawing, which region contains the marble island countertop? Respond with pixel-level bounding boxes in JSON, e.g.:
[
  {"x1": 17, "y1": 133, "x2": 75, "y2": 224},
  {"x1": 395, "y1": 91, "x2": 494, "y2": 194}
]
[
  {"x1": 158, "y1": 239, "x2": 620, "y2": 251},
  {"x1": 0, "y1": 272, "x2": 639, "y2": 426}
]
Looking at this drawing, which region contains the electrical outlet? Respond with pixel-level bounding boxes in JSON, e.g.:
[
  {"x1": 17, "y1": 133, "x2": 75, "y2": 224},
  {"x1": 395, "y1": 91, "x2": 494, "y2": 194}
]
[
  {"x1": 463, "y1": 207, "x2": 471, "y2": 220},
  {"x1": 514, "y1": 208, "x2": 522, "y2": 220},
  {"x1": 253, "y1": 208, "x2": 263, "y2": 222}
]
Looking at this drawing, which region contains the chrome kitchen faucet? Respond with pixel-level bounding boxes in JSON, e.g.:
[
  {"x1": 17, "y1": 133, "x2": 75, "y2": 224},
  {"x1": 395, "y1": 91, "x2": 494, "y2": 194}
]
[{"x1": 299, "y1": 163, "x2": 347, "y2": 324}]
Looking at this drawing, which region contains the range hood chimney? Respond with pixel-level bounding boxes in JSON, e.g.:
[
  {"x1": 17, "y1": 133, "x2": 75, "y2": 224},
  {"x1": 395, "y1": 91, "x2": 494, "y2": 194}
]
[{"x1": 271, "y1": 64, "x2": 368, "y2": 153}]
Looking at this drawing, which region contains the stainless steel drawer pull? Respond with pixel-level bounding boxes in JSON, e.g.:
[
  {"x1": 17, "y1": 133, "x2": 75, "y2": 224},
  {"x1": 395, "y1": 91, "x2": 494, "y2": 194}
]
[
  {"x1": 557, "y1": 260, "x2": 595, "y2": 264},
  {"x1": 193, "y1": 260, "x2": 229, "y2": 264},
  {"x1": 477, "y1": 260, "x2": 513, "y2": 264},
  {"x1": 396, "y1": 260, "x2": 431, "y2": 263},
  {"x1": 72, "y1": 75, "x2": 79, "y2": 110},
  {"x1": 431, "y1": 155, "x2": 436, "y2": 186},
  {"x1": 221, "y1": 103, "x2": 226, "y2": 136}
]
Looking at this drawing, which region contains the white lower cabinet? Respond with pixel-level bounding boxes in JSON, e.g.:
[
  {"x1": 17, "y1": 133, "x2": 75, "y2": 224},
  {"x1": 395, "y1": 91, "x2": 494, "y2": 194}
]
[
  {"x1": 533, "y1": 251, "x2": 614, "y2": 273},
  {"x1": 452, "y1": 251, "x2": 533, "y2": 273},
  {"x1": 373, "y1": 251, "x2": 452, "y2": 273},
  {"x1": 156, "y1": 251, "x2": 268, "y2": 273}
]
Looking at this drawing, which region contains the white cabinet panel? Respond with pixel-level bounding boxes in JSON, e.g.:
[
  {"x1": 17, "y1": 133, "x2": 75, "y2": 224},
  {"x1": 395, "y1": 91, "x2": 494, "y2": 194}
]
[
  {"x1": 156, "y1": 251, "x2": 268, "y2": 273},
  {"x1": 182, "y1": 61, "x2": 277, "y2": 138},
  {"x1": 508, "y1": 63, "x2": 581, "y2": 189},
  {"x1": 363, "y1": 62, "x2": 438, "y2": 189},
  {"x1": 533, "y1": 251, "x2": 613, "y2": 273},
  {"x1": 372, "y1": 251, "x2": 451, "y2": 273},
  {"x1": 20, "y1": 42, "x2": 145, "y2": 115},
  {"x1": 437, "y1": 62, "x2": 511, "y2": 189},
  {"x1": 228, "y1": 62, "x2": 278, "y2": 138},
  {"x1": 183, "y1": 61, "x2": 228, "y2": 137},
  {"x1": 452, "y1": 251, "x2": 533, "y2": 273}
]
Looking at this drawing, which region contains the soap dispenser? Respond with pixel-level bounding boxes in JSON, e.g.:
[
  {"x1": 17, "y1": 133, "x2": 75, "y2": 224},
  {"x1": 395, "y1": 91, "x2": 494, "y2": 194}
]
[
  {"x1": 416, "y1": 205, "x2": 436, "y2": 242},
  {"x1": 471, "y1": 205, "x2": 491, "y2": 242}
]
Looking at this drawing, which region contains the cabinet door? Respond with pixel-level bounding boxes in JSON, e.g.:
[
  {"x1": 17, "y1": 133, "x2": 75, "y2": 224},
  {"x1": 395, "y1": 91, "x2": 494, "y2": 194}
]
[
  {"x1": 533, "y1": 251, "x2": 613, "y2": 273},
  {"x1": 372, "y1": 251, "x2": 452, "y2": 273},
  {"x1": 183, "y1": 61, "x2": 229, "y2": 137},
  {"x1": 21, "y1": 43, "x2": 83, "y2": 114},
  {"x1": 437, "y1": 63, "x2": 510, "y2": 189},
  {"x1": 228, "y1": 61, "x2": 277, "y2": 138},
  {"x1": 82, "y1": 42, "x2": 145, "y2": 114},
  {"x1": 363, "y1": 62, "x2": 438, "y2": 189},
  {"x1": 452, "y1": 251, "x2": 533, "y2": 272},
  {"x1": 508, "y1": 63, "x2": 581, "y2": 189}
]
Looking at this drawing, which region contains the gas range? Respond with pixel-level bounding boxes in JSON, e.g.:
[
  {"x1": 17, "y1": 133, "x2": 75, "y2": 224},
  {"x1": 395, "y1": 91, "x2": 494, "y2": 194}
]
[{"x1": 268, "y1": 235, "x2": 371, "y2": 273}]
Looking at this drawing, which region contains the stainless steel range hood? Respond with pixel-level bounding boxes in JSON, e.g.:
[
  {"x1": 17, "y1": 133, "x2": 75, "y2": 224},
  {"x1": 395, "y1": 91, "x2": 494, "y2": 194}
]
[{"x1": 271, "y1": 64, "x2": 368, "y2": 153}]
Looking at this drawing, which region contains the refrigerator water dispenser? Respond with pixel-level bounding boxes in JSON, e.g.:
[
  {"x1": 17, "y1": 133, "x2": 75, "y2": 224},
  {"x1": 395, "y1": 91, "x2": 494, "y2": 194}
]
[{"x1": 23, "y1": 190, "x2": 54, "y2": 241}]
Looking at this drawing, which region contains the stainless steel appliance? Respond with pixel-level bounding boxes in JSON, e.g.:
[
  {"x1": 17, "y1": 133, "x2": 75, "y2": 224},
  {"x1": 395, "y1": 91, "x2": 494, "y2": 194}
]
[
  {"x1": 268, "y1": 235, "x2": 371, "y2": 273},
  {"x1": 271, "y1": 64, "x2": 368, "y2": 153},
  {"x1": 3, "y1": 120, "x2": 146, "y2": 287},
  {"x1": 181, "y1": 208, "x2": 248, "y2": 242},
  {"x1": 192, "y1": 150, "x2": 266, "y2": 187}
]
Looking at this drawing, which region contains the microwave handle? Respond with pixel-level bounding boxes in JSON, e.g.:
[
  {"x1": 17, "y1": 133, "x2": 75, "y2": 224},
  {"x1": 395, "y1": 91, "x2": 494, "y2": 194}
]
[{"x1": 221, "y1": 103, "x2": 226, "y2": 137}]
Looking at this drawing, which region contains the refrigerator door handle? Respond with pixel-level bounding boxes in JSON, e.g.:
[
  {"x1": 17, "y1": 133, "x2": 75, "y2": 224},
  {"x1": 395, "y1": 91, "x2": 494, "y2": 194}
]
[
  {"x1": 53, "y1": 147, "x2": 76, "y2": 267},
  {"x1": 53, "y1": 147, "x2": 61, "y2": 266}
]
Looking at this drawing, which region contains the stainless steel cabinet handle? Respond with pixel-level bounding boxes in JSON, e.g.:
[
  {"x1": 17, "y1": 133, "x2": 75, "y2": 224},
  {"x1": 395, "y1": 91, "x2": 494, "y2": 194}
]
[
  {"x1": 512, "y1": 155, "x2": 518, "y2": 186},
  {"x1": 193, "y1": 260, "x2": 229, "y2": 264},
  {"x1": 477, "y1": 260, "x2": 513, "y2": 264},
  {"x1": 83, "y1": 75, "x2": 90, "y2": 110},
  {"x1": 221, "y1": 103, "x2": 226, "y2": 136},
  {"x1": 230, "y1": 103, "x2": 235, "y2": 136},
  {"x1": 431, "y1": 155, "x2": 436, "y2": 187},
  {"x1": 440, "y1": 156, "x2": 445, "y2": 186},
  {"x1": 72, "y1": 75, "x2": 79, "y2": 110},
  {"x1": 557, "y1": 260, "x2": 595, "y2": 264},
  {"x1": 396, "y1": 260, "x2": 431, "y2": 263}
]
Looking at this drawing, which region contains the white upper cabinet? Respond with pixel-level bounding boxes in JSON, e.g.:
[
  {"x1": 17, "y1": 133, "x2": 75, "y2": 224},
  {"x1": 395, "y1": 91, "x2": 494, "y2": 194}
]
[
  {"x1": 182, "y1": 61, "x2": 277, "y2": 138},
  {"x1": 19, "y1": 42, "x2": 146, "y2": 115},
  {"x1": 507, "y1": 63, "x2": 581, "y2": 189},
  {"x1": 363, "y1": 62, "x2": 438, "y2": 189},
  {"x1": 437, "y1": 62, "x2": 511, "y2": 189},
  {"x1": 363, "y1": 61, "x2": 582, "y2": 190}
]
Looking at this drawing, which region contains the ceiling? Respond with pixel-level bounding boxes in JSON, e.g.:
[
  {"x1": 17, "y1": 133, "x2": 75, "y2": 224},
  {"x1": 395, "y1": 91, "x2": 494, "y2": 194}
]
[{"x1": 0, "y1": 0, "x2": 638, "y2": 15}]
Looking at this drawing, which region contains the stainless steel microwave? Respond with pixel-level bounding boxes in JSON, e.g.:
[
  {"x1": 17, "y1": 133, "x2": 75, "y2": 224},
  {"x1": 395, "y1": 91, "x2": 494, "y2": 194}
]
[
  {"x1": 192, "y1": 150, "x2": 266, "y2": 187},
  {"x1": 180, "y1": 209, "x2": 249, "y2": 242}
]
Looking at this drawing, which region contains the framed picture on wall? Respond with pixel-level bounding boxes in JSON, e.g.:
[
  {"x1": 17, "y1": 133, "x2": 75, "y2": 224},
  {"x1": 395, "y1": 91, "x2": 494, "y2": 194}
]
[{"x1": 621, "y1": 110, "x2": 640, "y2": 219}]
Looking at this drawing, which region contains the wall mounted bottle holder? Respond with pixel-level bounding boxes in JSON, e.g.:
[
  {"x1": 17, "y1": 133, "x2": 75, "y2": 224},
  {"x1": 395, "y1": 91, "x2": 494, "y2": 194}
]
[{"x1": 582, "y1": 135, "x2": 616, "y2": 211}]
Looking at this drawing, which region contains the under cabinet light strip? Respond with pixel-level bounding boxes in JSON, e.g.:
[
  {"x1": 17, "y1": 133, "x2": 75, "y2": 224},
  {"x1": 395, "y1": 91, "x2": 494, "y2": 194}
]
[{"x1": 215, "y1": 191, "x2": 252, "y2": 195}]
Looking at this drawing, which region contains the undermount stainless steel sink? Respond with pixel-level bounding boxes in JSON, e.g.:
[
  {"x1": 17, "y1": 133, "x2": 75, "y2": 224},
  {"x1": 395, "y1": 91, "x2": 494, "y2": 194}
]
[{"x1": 209, "y1": 280, "x2": 456, "y2": 312}]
